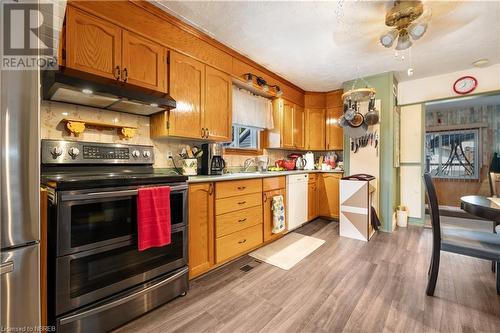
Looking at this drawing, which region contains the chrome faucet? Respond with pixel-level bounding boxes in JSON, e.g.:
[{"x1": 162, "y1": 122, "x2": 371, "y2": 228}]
[{"x1": 243, "y1": 158, "x2": 255, "y2": 172}]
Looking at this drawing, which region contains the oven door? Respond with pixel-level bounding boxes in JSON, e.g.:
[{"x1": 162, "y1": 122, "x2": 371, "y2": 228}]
[
  {"x1": 55, "y1": 226, "x2": 187, "y2": 316},
  {"x1": 56, "y1": 183, "x2": 187, "y2": 256}
]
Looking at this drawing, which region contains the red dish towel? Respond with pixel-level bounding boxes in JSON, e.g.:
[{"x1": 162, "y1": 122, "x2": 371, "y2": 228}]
[{"x1": 137, "y1": 186, "x2": 171, "y2": 251}]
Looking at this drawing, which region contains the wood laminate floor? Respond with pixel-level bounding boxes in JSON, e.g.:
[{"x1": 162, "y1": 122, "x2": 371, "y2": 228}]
[{"x1": 115, "y1": 220, "x2": 500, "y2": 333}]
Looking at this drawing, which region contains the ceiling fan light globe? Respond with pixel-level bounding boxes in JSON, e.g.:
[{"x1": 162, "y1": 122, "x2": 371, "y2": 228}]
[
  {"x1": 395, "y1": 33, "x2": 413, "y2": 50},
  {"x1": 409, "y1": 22, "x2": 427, "y2": 40},
  {"x1": 380, "y1": 35, "x2": 394, "y2": 48},
  {"x1": 380, "y1": 29, "x2": 398, "y2": 48}
]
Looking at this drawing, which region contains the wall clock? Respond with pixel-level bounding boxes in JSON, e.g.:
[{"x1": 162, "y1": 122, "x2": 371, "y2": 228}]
[{"x1": 453, "y1": 76, "x2": 477, "y2": 95}]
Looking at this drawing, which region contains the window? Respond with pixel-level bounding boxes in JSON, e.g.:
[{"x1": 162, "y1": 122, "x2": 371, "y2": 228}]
[
  {"x1": 224, "y1": 125, "x2": 259, "y2": 150},
  {"x1": 425, "y1": 129, "x2": 479, "y2": 179}
]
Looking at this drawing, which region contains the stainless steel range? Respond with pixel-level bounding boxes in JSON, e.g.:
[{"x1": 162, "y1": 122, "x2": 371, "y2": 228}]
[{"x1": 41, "y1": 140, "x2": 189, "y2": 333}]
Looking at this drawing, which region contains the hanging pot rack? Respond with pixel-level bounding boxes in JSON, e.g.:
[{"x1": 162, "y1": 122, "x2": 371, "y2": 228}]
[{"x1": 338, "y1": 75, "x2": 379, "y2": 138}]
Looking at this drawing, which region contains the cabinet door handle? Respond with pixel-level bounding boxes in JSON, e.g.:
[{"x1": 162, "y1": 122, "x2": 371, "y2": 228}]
[
  {"x1": 205, "y1": 128, "x2": 209, "y2": 138},
  {"x1": 238, "y1": 239, "x2": 247, "y2": 244},
  {"x1": 201, "y1": 128, "x2": 205, "y2": 138},
  {"x1": 122, "y1": 68, "x2": 128, "y2": 82},
  {"x1": 237, "y1": 186, "x2": 246, "y2": 190},
  {"x1": 263, "y1": 193, "x2": 267, "y2": 202},
  {"x1": 238, "y1": 218, "x2": 247, "y2": 223},
  {"x1": 114, "y1": 66, "x2": 121, "y2": 81},
  {"x1": 237, "y1": 201, "x2": 247, "y2": 205},
  {"x1": 208, "y1": 183, "x2": 214, "y2": 195}
]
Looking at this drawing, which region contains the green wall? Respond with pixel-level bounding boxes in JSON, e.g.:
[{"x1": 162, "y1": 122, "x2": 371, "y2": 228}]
[{"x1": 342, "y1": 72, "x2": 399, "y2": 232}]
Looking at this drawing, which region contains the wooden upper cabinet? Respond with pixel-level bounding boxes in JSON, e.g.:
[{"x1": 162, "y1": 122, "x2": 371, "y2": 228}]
[
  {"x1": 66, "y1": 6, "x2": 168, "y2": 93},
  {"x1": 168, "y1": 51, "x2": 205, "y2": 139},
  {"x1": 326, "y1": 106, "x2": 344, "y2": 150},
  {"x1": 121, "y1": 31, "x2": 167, "y2": 92},
  {"x1": 267, "y1": 100, "x2": 307, "y2": 150},
  {"x1": 282, "y1": 102, "x2": 294, "y2": 149},
  {"x1": 188, "y1": 183, "x2": 215, "y2": 279},
  {"x1": 306, "y1": 108, "x2": 325, "y2": 150},
  {"x1": 293, "y1": 105, "x2": 305, "y2": 149},
  {"x1": 325, "y1": 89, "x2": 344, "y2": 150},
  {"x1": 204, "y1": 66, "x2": 232, "y2": 141},
  {"x1": 66, "y1": 6, "x2": 121, "y2": 80}
]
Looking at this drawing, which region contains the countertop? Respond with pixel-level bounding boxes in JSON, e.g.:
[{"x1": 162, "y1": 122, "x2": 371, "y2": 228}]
[{"x1": 187, "y1": 169, "x2": 344, "y2": 183}]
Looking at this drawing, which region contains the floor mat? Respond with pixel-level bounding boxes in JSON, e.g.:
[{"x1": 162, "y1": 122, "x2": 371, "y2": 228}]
[{"x1": 249, "y1": 232, "x2": 325, "y2": 270}]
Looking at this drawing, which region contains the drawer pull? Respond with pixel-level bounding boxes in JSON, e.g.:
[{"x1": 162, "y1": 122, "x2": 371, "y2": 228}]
[
  {"x1": 238, "y1": 239, "x2": 247, "y2": 244},
  {"x1": 237, "y1": 186, "x2": 246, "y2": 190},
  {"x1": 237, "y1": 201, "x2": 247, "y2": 205},
  {"x1": 238, "y1": 218, "x2": 247, "y2": 223}
]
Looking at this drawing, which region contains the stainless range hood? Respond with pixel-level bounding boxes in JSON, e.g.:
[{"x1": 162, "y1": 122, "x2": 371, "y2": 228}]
[{"x1": 42, "y1": 71, "x2": 176, "y2": 116}]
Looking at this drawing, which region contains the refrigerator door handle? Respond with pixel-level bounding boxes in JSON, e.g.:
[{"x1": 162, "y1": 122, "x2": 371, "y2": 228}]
[{"x1": 0, "y1": 261, "x2": 14, "y2": 275}]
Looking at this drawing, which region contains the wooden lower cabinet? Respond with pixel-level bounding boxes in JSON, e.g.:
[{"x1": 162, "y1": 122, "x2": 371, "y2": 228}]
[
  {"x1": 214, "y1": 180, "x2": 263, "y2": 264},
  {"x1": 308, "y1": 175, "x2": 319, "y2": 221},
  {"x1": 215, "y1": 206, "x2": 262, "y2": 238},
  {"x1": 318, "y1": 173, "x2": 342, "y2": 218},
  {"x1": 188, "y1": 182, "x2": 215, "y2": 279},
  {"x1": 216, "y1": 224, "x2": 263, "y2": 263}
]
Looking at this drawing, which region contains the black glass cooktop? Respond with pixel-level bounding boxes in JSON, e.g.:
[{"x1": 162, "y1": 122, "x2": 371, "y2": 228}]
[{"x1": 41, "y1": 167, "x2": 187, "y2": 190}]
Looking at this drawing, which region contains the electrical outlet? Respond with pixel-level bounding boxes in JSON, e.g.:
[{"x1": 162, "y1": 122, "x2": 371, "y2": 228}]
[{"x1": 166, "y1": 151, "x2": 173, "y2": 159}]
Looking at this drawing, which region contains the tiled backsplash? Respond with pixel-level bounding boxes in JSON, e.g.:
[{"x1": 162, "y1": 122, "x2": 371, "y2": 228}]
[{"x1": 41, "y1": 101, "x2": 342, "y2": 169}]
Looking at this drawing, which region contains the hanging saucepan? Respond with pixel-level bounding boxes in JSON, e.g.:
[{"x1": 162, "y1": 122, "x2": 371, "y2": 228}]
[
  {"x1": 364, "y1": 97, "x2": 379, "y2": 126},
  {"x1": 346, "y1": 112, "x2": 368, "y2": 138}
]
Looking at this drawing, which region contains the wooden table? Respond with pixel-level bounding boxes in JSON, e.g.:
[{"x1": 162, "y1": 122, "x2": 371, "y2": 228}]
[
  {"x1": 460, "y1": 195, "x2": 500, "y2": 224},
  {"x1": 461, "y1": 195, "x2": 500, "y2": 273}
]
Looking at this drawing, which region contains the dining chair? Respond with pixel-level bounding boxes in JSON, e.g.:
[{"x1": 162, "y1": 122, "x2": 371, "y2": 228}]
[
  {"x1": 423, "y1": 173, "x2": 500, "y2": 296},
  {"x1": 489, "y1": 152, "x2": 500, "y2": 197}
]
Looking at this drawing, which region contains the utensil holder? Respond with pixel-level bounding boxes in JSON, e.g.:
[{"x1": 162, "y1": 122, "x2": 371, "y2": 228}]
[{"x1": 182, "y1": 158, "x2": 198, "y2": 176}]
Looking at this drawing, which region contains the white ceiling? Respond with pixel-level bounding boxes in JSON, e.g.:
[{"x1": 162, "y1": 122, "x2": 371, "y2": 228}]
[{"x1": 152, "y1": 1, "x2": 500, "y2": 92}]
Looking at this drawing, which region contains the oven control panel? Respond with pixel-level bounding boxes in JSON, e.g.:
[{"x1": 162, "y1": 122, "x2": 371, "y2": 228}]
[{"x1": 41, "y1": 140, "x2": 154, "y2": 164}]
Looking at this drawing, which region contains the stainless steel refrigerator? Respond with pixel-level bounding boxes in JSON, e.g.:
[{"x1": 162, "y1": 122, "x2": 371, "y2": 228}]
[{"x1": 0, "y1": 61, "x2": 41, "y2": 327}]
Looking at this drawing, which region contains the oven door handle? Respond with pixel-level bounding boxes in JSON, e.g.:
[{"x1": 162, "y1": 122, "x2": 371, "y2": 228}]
[
  {"x1": 60, "y1": 184, "x2": 188, "y2": 201},
  {"x1": 58, "y1": 266, "x2": 188, "y2": 326}
]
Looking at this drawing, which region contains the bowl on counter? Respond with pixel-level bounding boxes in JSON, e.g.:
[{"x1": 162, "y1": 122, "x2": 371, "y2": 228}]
[{"x1": 283, "y1": 159, "x2": 296, "y2": 171}]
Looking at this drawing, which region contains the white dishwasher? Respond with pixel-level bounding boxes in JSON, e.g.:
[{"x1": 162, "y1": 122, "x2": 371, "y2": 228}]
[{"x1": 286, "y1": 173, "x2": 309, "y2": 231}]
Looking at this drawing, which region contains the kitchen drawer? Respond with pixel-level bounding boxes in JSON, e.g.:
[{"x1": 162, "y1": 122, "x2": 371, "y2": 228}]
[
  {"x1": 216, "y1": 179, "x2": 262, "y2": 199},
  {"x1": 216, "y1": 206, "x2": 263, "y2": 237},
  {"x1": 216, "y1": 193, "x2": 262, "y2": 215},
  {"x1": 216, "y1": 224, "x2": 263, "y2": 263},
  {"x1": 263, "y1": 176, "x2": 286, "y2": 192}
]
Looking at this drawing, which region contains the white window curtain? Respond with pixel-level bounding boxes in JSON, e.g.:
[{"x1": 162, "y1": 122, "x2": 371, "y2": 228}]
[{"x1": 232, "y1": 86, "x2": 274, "y2": 130}]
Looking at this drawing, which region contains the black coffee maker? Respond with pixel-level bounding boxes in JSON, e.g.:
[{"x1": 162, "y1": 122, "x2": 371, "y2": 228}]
[{"x1": 200, "y1": 143, "x2": 226, "y2": 175}]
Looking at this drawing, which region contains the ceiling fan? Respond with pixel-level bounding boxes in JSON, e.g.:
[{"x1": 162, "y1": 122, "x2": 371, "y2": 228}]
[{"x1": 379, "y1": 0, "x2": 431, "y2": 50}]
